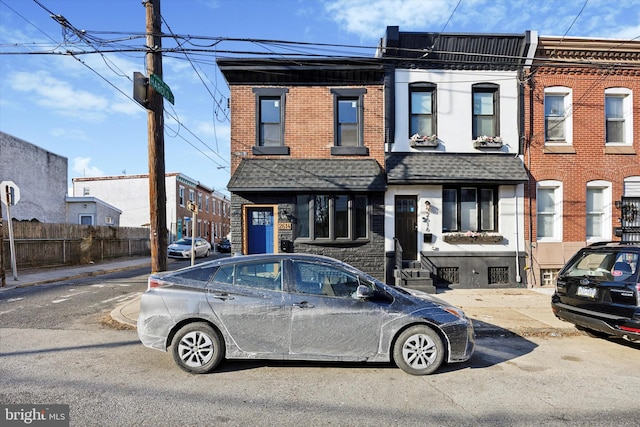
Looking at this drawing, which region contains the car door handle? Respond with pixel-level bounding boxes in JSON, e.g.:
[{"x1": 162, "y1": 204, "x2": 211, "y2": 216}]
[
  {"x1": 210, "y1": 293, "x2": 234, "y2": 301},
  {"x1": 293, "y1": 301, "x2": 314, "y2": 309}
]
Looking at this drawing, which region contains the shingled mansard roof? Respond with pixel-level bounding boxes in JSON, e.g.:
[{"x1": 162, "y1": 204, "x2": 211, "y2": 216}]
[
  {"x1": 386, "y1": 153, "x2": 529, "y2": 185},
  {"x1": 228, "y1": 159, "x2": 387, "y2": 192}
]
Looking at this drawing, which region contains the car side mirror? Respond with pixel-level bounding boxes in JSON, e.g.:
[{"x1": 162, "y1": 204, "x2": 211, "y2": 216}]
[{"x1": 356, "y1": 284, "x2": 373, "y2": 299}]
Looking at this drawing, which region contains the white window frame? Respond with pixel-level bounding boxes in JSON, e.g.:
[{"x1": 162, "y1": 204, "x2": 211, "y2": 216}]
[
  {"x1": 604, "y1": 87, "x2": 633, "y2": 145},
  {"x1": 179, "y1": 186, "x2": 185, "y2": 206},
  {"x1": 544, "y1": 87, "x2": 573, "y2": 144},
  {"x1": 536, "y1": 180, "x2": 563, "y2": 241},
  {"x1": 586, "y1": 180, "x2": 612, "y2": 242}
]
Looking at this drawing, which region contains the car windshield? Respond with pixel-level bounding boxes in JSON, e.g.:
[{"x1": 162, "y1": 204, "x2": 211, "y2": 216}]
[
  {"x1": 174, "y1": 239, "x2": 192, "y2": 245},
  {"x1": 564, "y1": 250, "x2": 638, "y2": 281}
]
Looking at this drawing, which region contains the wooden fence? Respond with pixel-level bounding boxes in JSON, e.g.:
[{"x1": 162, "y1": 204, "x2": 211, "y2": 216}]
[{"x1": 1, "y1": 221, "x2": 150, "y2": 269}]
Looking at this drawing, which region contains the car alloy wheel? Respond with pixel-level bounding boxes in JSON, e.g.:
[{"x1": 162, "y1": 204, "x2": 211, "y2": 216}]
[
  {"x1": 393, "y1": 325, "x2": 444, "y2": 375},
  {"x1": 171, "y1": 322, "x2": 224, "y2": 374}
]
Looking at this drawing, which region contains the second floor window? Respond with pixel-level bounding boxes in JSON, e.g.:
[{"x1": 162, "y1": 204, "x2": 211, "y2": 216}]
[
  {"x1": 409, "y1": 83, "x2": 436, "y2": 137},
  {"x1": 331, "y1": 88, "x2": 365, "y2": 147},
  {"x1": 179, "y1": 187, "x2": 185, "y2": 206},
  {"x1": 472, "y1": 84, "x2": 499, "y2": 139},
  {"x1": 605, "y1": 95, "x2": 625, "y2": 143},
  {"x1": 253, "y1": 88, "x2": 288, "y2": 147},
  {"x1": 544, "y1": 87, "x2": 571, "y2": 143},
  {"x1": 442, "y1": 186, "x2": 497, "y2": 233}
]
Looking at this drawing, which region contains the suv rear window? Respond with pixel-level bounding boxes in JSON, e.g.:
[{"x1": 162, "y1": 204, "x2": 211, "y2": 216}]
[{"x1": 563, "y1": 250, "x2": 638, "y2": 282}]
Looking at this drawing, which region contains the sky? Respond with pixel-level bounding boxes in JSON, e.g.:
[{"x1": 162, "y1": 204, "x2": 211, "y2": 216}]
[{"x1": 1, "y1": 0, "x2": 639, "y2": 196}]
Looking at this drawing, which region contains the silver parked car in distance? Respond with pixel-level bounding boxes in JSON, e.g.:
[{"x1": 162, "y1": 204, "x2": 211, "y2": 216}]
[
  {"x1": 167, "y1": 237, "x2": 211, "y2": 259},
  {"x1": 137, "y1": 253, "x2": 475, "y2": 375}
]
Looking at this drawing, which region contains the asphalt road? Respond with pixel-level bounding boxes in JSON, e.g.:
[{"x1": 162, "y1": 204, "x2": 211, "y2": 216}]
[{"x1": 1, "y1": 266, "x2": 638, "y2": 426}]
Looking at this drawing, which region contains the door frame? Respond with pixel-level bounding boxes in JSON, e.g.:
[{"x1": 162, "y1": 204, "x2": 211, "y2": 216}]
[{"x1": 242, "y1": 204, "x2": 279, "y2": 255}]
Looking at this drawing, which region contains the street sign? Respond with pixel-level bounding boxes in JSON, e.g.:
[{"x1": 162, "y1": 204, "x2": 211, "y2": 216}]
[
  {"x1": 0, "y1": 181, "x2": 20, "y2": 206},
  {"x1": 187, "y1": 202, "x2": 198, "y2": 213},
  {"x1": 149, "y1": 73, "x2": 174, "y2": 105},
  {"x1": 133, "y1": 71, "x2": 148, "y2": 108}
]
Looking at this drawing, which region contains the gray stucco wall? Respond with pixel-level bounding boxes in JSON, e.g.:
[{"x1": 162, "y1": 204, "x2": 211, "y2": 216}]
[{"x1": 0, "y1": 132, "x2": 68, "y2": 223}]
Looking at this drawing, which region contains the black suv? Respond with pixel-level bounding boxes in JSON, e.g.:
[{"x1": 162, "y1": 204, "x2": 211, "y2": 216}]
[{"x1": 551, "y1": 242, "x2": 640, "y2": 343}]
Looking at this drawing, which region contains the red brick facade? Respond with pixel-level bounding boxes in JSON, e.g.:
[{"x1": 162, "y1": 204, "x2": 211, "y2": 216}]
[
  {"x1": 523, "y1": 37, "x2": 640, "y2": 285},
  {"x1": 229, "y1": 85, "x2": 386, "y2": 174}
]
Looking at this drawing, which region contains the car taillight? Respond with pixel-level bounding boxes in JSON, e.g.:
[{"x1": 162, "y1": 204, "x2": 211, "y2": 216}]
[
  {"x1": 147, "y1": 277, "x2": 167, "y2": 290},
  {"x1": 637, "y1": 283, "x2": 640, "y2": 306}
]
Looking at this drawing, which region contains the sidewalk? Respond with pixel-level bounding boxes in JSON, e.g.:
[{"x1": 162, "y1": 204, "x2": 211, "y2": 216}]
[{"x1": 1, "y1": 257, "x2": 580, "y2": 338}]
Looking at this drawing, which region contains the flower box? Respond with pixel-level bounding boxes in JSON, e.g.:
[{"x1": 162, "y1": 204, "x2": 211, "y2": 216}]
[
  {"x1": 473, "y1": 136, "x2": 503, "y2": 149},
  {"x1": 410, "y1": 138, "x2": 439, "y2": 147},
  {"x1": 443, "y1": 234, "x2": 503, "y2": 244},
  {"x1": 473, "y1": 140, "x2": 503, "y2": 149}
]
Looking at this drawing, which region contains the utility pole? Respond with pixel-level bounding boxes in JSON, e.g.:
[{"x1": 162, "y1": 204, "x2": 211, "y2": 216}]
[{"x1": 145, "y1": 0, "x2": 168, "y2": 272}]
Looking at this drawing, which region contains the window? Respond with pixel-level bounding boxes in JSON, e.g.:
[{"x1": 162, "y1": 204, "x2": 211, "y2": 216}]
[
  {"x1": 205, "y1": 196, "x2": 210, "y2": 212},
  {"x1": 253, "y1": 88, "x2": 289, "y2": 155},
  {"x1": 189, "y1": 190, "x2": 195, "y2": 203},
  {"x1": 83, "y1": 187, "x2": 90, "y2": 196},
  {"x1": 296, "y1": 194, "x2": 368, "y2": 241},
  {"x1": 537, "y1": 181, "x2": 562, "y2": 240},
  {"x1": 472, "y1": 83, "x2": 499, "y2": 139},
  {"x1": 235, "y1": 261, "x2": 282, "y2": 291},
  {"x1": 544, "y1": 87, "x2": 572, "y2": 143},
  {"x1": 179, "y1": 187, "x2": 185, "y2": 206},
  {"x1": 605, "y1": 88, "x2": 632, "y2": 144},
  {"x1": 409, "y1": 83, "x2": 436, "y2": 137},
  {"x1": 331, "y1": 88, "x2": 367, "y2": 155},
  {"x1": 293, "y1": 261, "x2": 361, "y2": 298},
  {"x1": 197, "y1": 193, "x2": 203, "y2": 210},
  {"x1": 586, "y1": 181, "x2": 611, "y2": 241},
  {"x1": 442, "y1": 187, "x2": 497, "y2": 232}
]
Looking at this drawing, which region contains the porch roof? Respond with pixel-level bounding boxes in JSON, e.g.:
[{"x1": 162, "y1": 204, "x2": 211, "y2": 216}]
[
  {"x1": 386, "y1": 153, "x2": 529, "y2": 185},
  {"x1": 228, "y1": 158, "x2": 387, "y2": 192}
]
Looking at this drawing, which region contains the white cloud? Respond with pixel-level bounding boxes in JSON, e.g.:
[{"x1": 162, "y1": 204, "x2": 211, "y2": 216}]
[
  {"x1": 324, "y1": 0, "x2": 457, "y2": 40},
  {"x1": 8, "y1": 70, "x2": 109, "y2": 121},
  {"x1": 49, "y1": 128, "x2": 89, "y2": 141},
  {"x1": 72, "y1": 157, "x2": 104, "y2": 177}
]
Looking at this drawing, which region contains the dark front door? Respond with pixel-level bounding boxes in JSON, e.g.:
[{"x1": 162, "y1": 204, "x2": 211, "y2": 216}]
[
  {"x1": 247, "y1": 207, "x2": 274, "y2": 254},
  {"x1": 395, "y1": 196, "x2": 418, "y2": 260}
]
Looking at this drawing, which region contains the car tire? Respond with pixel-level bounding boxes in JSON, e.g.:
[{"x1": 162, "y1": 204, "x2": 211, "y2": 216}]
[
  {"x1": 393, "y1": 325, "x2": 444, "y2": 376},
  {"x1": 171, "y1": 322, "x2": 224, "y2": 374},
  {"x1": 205, "y1": 249, "x2": 210, "y2": 257}
]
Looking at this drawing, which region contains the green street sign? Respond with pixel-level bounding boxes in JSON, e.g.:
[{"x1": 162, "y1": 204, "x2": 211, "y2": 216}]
[{"x1": 149, "y1": 73, "x2": 174, "y2": 105}]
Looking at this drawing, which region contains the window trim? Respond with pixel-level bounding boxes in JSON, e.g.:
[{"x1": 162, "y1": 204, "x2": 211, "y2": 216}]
[
  {"x1": 544, "y1": 86, "x2": 573, "y2": 145},
  {"x1": 330, "y1": 88, "x2": 368, "y2": 156},
  {"x1": 472, "y1": 83, "x2": 500, "y2": 140},
  {"x1": 586, "y1": 180, "x2": 612, "y2": 242},
  {"x1": 296, "y1": 193, "x2": 369, "y2": 243},
  {"x1": 252, "y1": 87, "x2": 290, "y2": 155},
  {"x1": 536, "y1": 180, "x2": 563, "y2": 241},
  {"x1": 409, "y1": 82, "x2": 437, "y2": 138},
  {"x1": 442, "y1": 185, "x2": 498, "y2": 233},
  {"x1": 604, "y1": 87, "x2": 633, "y2": 145}
]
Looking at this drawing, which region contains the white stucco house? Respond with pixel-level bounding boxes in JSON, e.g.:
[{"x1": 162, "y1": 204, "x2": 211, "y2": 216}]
[{"x1": 379, "y1": 27, "x2": 536, "y2": 288}]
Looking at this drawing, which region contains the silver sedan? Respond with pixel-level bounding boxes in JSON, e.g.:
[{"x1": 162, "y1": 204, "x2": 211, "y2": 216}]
[
  {"x1": 167, "y1": 237, "x2": 211, "y2": 259},
  {"x1": 137, "y1": 253, "x2": 475, "y2": 375}
]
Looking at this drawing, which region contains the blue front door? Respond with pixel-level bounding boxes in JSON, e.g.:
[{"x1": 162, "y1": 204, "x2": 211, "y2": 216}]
[{"x1": 247, "y1": 207, "x2": 274, "y2": 254}]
